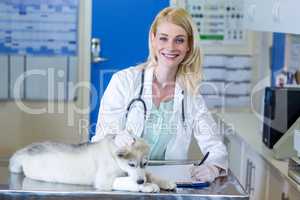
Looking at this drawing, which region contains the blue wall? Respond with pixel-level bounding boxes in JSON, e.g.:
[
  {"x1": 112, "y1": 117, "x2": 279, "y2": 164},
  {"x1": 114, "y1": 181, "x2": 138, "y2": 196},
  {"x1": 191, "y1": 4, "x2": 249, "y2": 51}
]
[{"x1": 271, "y1": 33, "x2": 285, "y2": 86}]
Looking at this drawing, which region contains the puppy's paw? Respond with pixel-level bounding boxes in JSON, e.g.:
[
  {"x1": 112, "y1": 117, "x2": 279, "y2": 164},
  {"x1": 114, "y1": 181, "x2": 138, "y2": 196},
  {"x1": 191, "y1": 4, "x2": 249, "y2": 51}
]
[
  {"x1": 95, "y1": 186, "x2": 113, "y2": 191},
  {"x1": 159, "y1": 181, "x2": 177, "y2": 191},
  {"x1": 94, "y1": 182, "x2": 113, "y2": 191},
  {"x1": 139, "y1": 183, "x2": 160, "y2": 193}
]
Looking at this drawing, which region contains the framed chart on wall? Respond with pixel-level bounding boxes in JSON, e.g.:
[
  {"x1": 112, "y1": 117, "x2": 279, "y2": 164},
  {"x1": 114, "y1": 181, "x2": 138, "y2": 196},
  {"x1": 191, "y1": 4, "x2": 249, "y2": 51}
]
[
  {"x1": 170, "y1": 0, "x2": 253, "y2": 55},
  {"x1": 0, "y1": 0, "x2": 78, "y2": 56}
]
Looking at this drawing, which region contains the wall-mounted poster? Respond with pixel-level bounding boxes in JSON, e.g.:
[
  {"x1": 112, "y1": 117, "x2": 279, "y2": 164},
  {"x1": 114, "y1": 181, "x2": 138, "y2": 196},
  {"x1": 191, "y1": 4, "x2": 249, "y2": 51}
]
[{"x1": 0, "y1": 0, "x2": 78, "y2": 56}]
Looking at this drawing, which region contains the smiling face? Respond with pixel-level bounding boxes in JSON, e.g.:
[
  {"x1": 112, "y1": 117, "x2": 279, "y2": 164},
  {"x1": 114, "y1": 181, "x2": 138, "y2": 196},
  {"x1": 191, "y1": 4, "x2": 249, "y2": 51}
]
[{"x1": 151, "y1": 21, "x2": 190, "y2": 70}]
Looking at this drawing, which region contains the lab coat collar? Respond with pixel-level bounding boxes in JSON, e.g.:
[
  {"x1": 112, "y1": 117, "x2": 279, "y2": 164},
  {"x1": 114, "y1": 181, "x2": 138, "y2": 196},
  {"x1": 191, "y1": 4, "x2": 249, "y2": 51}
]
[
  {"x1": 142, "y1": 66, "x2": 153, "y2": 120},
  {"x1": 174, "y1": 79, "x2": 184, "y2": 113}
]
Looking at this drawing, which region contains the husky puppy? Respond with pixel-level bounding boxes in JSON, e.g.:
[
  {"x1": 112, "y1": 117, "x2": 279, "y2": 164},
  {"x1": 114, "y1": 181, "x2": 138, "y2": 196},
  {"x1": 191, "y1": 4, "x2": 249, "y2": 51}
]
[{"x1": 9, "y1": 135, "x2": 176, "y2": 192}]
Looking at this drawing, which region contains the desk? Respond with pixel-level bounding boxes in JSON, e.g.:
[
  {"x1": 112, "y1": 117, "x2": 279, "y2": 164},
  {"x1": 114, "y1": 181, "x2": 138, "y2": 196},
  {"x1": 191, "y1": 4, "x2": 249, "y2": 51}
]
[{"x1": 0, "y1": 162, "x2": 248, "y2": 200}]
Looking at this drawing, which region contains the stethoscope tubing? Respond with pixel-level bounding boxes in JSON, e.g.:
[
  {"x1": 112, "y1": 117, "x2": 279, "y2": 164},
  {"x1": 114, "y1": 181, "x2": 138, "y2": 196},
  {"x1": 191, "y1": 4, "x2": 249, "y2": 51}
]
[{"x1": 125, "y1": 97, "x2": 147, "y2": 121}]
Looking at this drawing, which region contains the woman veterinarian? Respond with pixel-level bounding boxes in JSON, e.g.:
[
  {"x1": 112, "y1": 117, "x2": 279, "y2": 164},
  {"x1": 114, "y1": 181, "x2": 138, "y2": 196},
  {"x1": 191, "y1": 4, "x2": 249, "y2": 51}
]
[{"x1": 92, "y1": 7, "x2": 228, "y2": 183}]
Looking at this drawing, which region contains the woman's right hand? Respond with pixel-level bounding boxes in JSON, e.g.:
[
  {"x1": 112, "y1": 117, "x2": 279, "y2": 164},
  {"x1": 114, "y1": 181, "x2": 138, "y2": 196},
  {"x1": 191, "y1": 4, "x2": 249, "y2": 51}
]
[
  {"x1": 190, "y1": 164, "x2": 220, "y2": 183},
  {"x1": 114, "y1": 130, "x2": 135, "y2": 148}
]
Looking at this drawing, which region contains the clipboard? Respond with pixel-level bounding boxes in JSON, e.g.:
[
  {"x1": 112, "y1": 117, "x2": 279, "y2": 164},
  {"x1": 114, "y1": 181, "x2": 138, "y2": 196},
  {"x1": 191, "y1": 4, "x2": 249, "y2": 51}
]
[
  {"x1": 176, "y1": 181, "x2": 210, "y2": 188},
  {"x1": 147, "y1": 153, "x2": 210, "y2": 189},
  {"x1": 148, "y1": 152, "x2": 210, "y2": 166},
  {"x1": 147, "y1": 163, "x2": 210, "y2": 189}
]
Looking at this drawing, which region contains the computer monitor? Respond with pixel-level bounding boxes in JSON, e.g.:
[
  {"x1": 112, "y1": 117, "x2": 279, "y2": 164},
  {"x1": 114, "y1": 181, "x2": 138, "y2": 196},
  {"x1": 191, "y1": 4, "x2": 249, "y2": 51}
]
[{"x1": 263, "y1": 87, "x2": 300, "y2": 148}]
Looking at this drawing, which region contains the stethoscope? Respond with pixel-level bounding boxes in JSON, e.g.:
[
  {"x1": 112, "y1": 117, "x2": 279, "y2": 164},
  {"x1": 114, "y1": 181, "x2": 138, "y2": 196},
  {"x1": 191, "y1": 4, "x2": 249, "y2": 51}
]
[{"x1": 125, "y1": 69, "x2": 186, "y2": 135}]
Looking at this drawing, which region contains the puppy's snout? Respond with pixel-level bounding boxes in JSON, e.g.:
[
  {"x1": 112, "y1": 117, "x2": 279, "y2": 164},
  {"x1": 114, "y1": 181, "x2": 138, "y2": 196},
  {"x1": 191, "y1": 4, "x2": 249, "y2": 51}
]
[{"x1": 136, "y1": 179, "x2": 145, "y2": 185}]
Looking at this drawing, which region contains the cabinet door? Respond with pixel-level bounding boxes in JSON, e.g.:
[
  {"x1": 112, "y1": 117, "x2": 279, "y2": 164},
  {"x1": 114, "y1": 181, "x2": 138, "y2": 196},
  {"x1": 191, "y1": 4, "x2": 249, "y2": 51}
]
[
  {"x1": 265, "y1": 164, "x2": 289, "y2": 200},
  {"x1": 243, "y1": 0, "x2": 272, "y2": 32},
  {"x1": 224, "y1": 135, "x2": 243, "y2": 182},
  {"x1": 266, "y1": 165, "x2": 300, "y2": 200},
  {"x1": 242, "y1": 144, "x2": 267, "y2": 200},
  {"x1": 287, "y1": 182, "x2": 300, "y2": 200},
  {"x1": 244, "y1": 0, "x2": 300, "y2": 34}
]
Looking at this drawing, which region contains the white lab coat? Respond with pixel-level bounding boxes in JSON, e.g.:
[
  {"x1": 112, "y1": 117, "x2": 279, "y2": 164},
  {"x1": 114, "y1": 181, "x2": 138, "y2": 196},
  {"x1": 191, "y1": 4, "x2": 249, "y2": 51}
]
[{"x1": 92, "y1": 64, "x2": 228, "y2": 172}]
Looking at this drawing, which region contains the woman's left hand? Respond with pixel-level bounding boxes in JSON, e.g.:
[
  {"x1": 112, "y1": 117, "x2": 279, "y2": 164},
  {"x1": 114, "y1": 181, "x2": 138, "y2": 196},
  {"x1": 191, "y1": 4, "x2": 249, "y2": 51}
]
[{"x1": 190, "y1": 164, "x2": 220, "y2": 183}]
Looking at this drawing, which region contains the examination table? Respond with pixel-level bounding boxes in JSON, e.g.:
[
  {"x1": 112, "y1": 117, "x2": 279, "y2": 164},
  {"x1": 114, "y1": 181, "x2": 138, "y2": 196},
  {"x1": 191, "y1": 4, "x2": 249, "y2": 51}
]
[{"x1": 0, "y1": 161, "x2": 248, "y2": 200}]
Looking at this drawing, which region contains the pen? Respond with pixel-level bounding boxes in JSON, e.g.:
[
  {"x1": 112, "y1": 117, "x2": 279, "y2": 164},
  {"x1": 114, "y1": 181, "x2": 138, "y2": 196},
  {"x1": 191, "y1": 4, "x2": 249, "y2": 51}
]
[{"x1": 194, "y1": 151, "x2": 209, "y2": 166}]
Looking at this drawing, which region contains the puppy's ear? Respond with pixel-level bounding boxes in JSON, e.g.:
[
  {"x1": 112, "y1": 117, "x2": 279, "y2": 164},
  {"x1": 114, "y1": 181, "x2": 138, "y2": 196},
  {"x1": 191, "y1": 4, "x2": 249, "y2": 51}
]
[{"x1": 116, "y1": 147, "x2": 129, "y2": 158}]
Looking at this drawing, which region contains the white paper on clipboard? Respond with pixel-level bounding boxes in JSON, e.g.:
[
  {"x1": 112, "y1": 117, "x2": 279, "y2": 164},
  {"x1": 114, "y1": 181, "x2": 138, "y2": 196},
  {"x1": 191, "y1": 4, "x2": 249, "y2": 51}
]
[{"x1": 147, "y1": 164, "x2": 196, "y2": 183}]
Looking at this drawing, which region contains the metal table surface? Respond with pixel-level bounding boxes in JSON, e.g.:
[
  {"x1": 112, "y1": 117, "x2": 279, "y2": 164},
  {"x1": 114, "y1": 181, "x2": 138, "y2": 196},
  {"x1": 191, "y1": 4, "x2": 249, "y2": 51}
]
[{"x1": 0, "y1": 162, "x2": 248, "y2": 200}]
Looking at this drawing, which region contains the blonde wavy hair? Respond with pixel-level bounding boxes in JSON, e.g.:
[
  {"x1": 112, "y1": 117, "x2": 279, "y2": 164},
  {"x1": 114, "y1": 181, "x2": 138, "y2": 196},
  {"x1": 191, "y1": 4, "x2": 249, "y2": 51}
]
[{"x1": 146, "y1": 7, "x2": 203, "y2": 95}]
